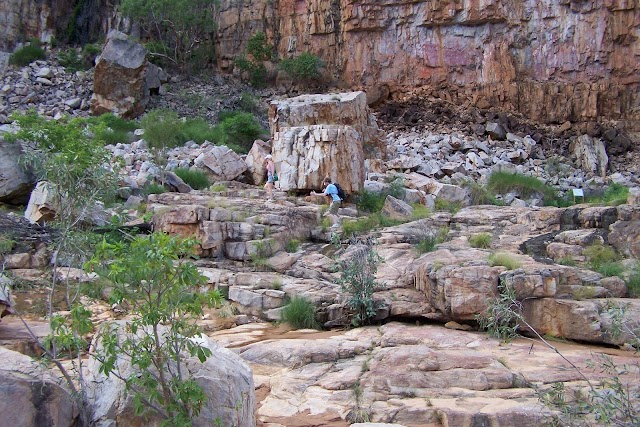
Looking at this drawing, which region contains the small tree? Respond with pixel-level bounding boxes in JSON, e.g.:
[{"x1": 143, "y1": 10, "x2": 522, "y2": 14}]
[
  {"x1": 337, "y1": 241, "x2": 383, "y2": 326},
  {"x1": 7, "y1": 111, "x2": 119, "y2": 425},
  {"x1": 87, "y1": 233, "x2": 223, "y2": 424},
  {"x1": 120, "y1": 0, "x2": 219, "y2": 71}
]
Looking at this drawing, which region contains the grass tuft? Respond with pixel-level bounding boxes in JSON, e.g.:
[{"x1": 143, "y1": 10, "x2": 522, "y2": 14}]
[
  {"x1": 281, "y1": 296, "x2": 319, "y2": 329},
  {"x1": 489, "y1": 252, "x2": 522, "y2": 270},
  {"x1": 469, "y1": 233, "x2": 492, "y2": 249},
  {"x1": 173, "y1": 168, "x2": 210, "y2": 190}
]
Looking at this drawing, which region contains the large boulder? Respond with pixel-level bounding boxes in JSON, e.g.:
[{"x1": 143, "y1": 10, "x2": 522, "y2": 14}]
[
  {"x1": 0, "y1": 347, "x2": 79, "y2": 427},
  {"x1": 86, "y1": 322, "x2": 255, "y2": 427},
  {"x1": 269, "y1": 92, "x2": 384, "y2": 193},
  {"x1": 245, "y1": 139, "x2": 272, "y2": 185},
  {"x1": 194, "y1": 145, "x2": 248, "y2": 181},
  {"x1": 570, "y1": 134, "x2": 608, "y2": 178},
  {"x1": 24, "y1": 181, "x2": 57, "y2": 224},
  {"x1": 0, "y1": 137, "x2": 34, "y2": 205},
  {"x1": 91, "y1": 31, "x2": 148, "y2": 119}
]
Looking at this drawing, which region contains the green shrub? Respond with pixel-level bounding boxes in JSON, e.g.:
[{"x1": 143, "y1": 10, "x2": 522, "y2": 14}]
[
  {"x1": 434, "y1": 199, "x2": 462, "y2": 214},
  {"x1": 583, "y1": 243, "x2": 619, "y2": 270},
  {"x1": 487, "y1": 171, "x2": 558, "y2": 204},
  {"x1": 174, "y1": 168, "x2": 210, "y2": 190},
  {"x1": 285, "y1": 239, "x2": 301, "y2": 253},
  {"x1": 89, "y1": 113, "x2": 137, "y2": 145},
  {"x1": 279, "y1": 52, "x2": 323, "y2": 81},
  {"x1": 489, "y1": 252, "x2": 522, "y2": 270},
  {"x1": 139, "y1": 109, "x2": 184, "y2": 149},
  {"x1": 356, "y1": 190, "x2": 387, "y2": 213},
  {"x1": 209, "y1": 183, "x2": 227, "y2": 192},
  {"x1": 465, "y1": 182, "x2": 502, "y2": 206},
  {"x1": 0, "y1": 236, "x2": 16, "y2": 255},
  {"x1": 213, "y1": 112, "x2": 266, "y2": 153},
  {"x1": 596, "y1": 261, "x2": 625, "y2": 278},
  {"x1": 386, "y1": 177, "x2": 406, "y2": 200},
  {"x1": 627, "y1": 265, "x2": 640, "y2": 297},
  {"x1": 589, "y1": 183, "x2": 630, "y2": 206},
  {"x1": 337, "y1": 244, "x2": 383, "y2": 327},
  {"x1": 57, "y1": 49, "x2": 84, "y2": 72},
  {"x1": 246, "y1": 32, "x2": 271, "y2": 62},
  {"x1": 415, "y1": 236, "x2": 437, "y2": 254},
  {"x1": 281, "y1": 296, "x2": 319, "y2": 329},
  {"x1": 9, "y1": 40, "x2": 46, "y2": 66},
  {"x1": 469, "y1": 233, "x2": 492, "y2": 249},
  {"x1": 476, "y1": 280, "x2": 521, "y2": 342},
  {"x1": 144, "y1": 183, "x2": 167, "y2": 195},
  {"x1": 557, "y1": 257, "x2": 577, "y2": 267},
  {"x1": 239, "y1": 92, "x2": 260, "y2": 114},
  {"x1": 411, "y1": 204, "x2": 432, "y2": 220}
]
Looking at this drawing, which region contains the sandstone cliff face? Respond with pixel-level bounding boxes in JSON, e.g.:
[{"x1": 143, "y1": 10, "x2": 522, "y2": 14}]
[
  {"x1": 217, "y1": 0, "x2": 640, "y2": 127},
  {"x1": 0, "y1": 0, "x2": 116, "y2": 50},
  {"x1": 2, "y1": 0, "x2": 638, "y2": 129}
]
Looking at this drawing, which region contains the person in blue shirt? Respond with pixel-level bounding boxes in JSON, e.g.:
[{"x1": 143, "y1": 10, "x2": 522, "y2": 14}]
[{"x1": 311, "y1": 177, "x2": 341, "y2": 228}]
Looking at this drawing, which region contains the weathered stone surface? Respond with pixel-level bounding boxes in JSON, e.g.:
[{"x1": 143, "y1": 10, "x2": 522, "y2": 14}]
[
  {"x1": 608, "y1": 219, "x2": 640, "y2": 258},
  {"x1": 380, "y1": 195, "x2": 413, "y2": 220},
  {"x1": 0, "y1": 137, "x2": 33, "y2": 204},
  {"x1": 0, "y1": 347, "x2": 79, "y2": 426},
  {"x1": 24, "y1": 181, "x2": 57, "y2": 224},
  {"x1": 194, "y1": 145, "x2": 248, "y2": 181},
  {"x1": 216, "y1": 1, "x2": 640, "y2": 128},
  {"x1": 91, "y1": 31, "x2": 148, "y2": 119},
  {"x1": 628, "y1": 187, "x2": 640, "y2": 205},
  {"x1": 86, "y1": 322, "x2": 255, "y2": 427},
  {"x1": 163, "y1": 170, "x2": 191, "y2": 193},
  {"x1": 570, "y1": 134, "x2": 608, "y2": 177},
  {"x1": 521, "y1": 298, "x2": 640, "y2": 346},
  {"x1": 269, "y1": 92, "x2": 382, "y2": 193},
  {"x1": 245, "y1": 139, "x2": 272, "y2": 185},
  {"x1": 416, "y1": 263, "x2": 503, "y2": 320}
]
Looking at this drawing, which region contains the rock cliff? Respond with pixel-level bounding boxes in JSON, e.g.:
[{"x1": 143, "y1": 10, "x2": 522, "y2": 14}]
[
  {"x1": 2, "y1": 1, "x2": 638, "y2": 128},
  {"x1": 216, "y1": 0, "x2": 639, "y2": 128}
]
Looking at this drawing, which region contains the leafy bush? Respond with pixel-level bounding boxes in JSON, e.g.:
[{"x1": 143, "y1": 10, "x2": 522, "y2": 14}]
[
  {"x1": 589, "y1": 183, "x2": 630, "y2": 206},
  {"x1": 557, "y1": 257, "x2": 577, "y2": 267},
  {"x1": 415, "y1": 228, "x2": 448, "y2": 254},
  {"x1": 140, "y1": 110, "x2": 220, "y2": 149},
  {"x1": 279, "y1": 52, "x2": 323, "y2": 81},
  {"x1": 281, "y1": 296, "x2": 319, "y2": 329},
  {"x1": 120, "y1": 0, "x2": 217, "y2": 71},
  {"x1": 235, "y1": 32, "x2": 272, "y2": 87},
  {"x1": 356, "y1": 190, "x2": 387, "y2": 213},
  {"x1": 245, "y1": 32, "x2": 271, "y2": 62},
  {"x1": 337, "y1": 244, "x2": 383, "y2": 326},
  {"x1": 434, "y1": 199, "x2": 462, "y2": 214},
  {"x1": 239, "y1": 92, "x2": 260, "y2": 114},
  {"x1": 489, "y1": 252, "x2": 522, "y2": 270},
  {"x1": 627, "y1": 265, "x2": 640, "y2": 297},
  {"x1": 285, "y1": 239, "x2": 301, "y2": 253},
  {"x1": 89, "y1": 113, "x2": 138, "y2": 145},
  {"x1": 88, "y1": 233, "x2": 223, "y2": 423},
  {"x1": 143, "y1": 183, "x2": 167, "y2": 195},
  {"x1": 174, "y1": 168, "x2": 210, "y2": 190},
  {"x1": 469, "y1": 233, "x2": 492, "y2": 249},
  {"x1": 9, "y1": 39, "x2": 46, "y2": 66},
  {"x1": 595, "y1": 261, "x2": 625, "y2": 278},
  {"x1": 57, "y1": 49, "x2": 84, "y2": 72},
  {"x1": 0, "y1": 236, "x2": 16, "y2": 255},
  {"x1": 411, "y1": 204, "x2": 432, "y2": 220},
  {"x1": 139, "y1": 109, "x2": 184, "y2": 149},
  {"x1": 415, "y1": 236, "x2": 438, "y2": 254},
  {"x1": 583, "y1": 243, "x2": 619, "y2": 270},
  {"x1": 476, "y1": 280, "x2": 521, "y2": 342},
  {"x1": 466, "y1": 182, "x2": 502, "y2": 206},
  {"x1": 209, "y1": 183, "x2": 227, "y2": 192},
  {"x1": 487, "y1": 171, "x2": 558, "y2": 204},
  {"x1": 213, "y1": 112, "x2": 266, "y2": 153}
]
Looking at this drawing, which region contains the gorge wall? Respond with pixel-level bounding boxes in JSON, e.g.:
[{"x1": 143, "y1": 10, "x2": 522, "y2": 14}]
[{"x1": 2, "y1": 0, "x2": 638, "y2": 129}]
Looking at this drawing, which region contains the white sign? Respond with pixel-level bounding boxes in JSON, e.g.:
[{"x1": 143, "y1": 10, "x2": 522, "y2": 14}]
[{"x1": 572, "y1": 189, "x2": 584, "y2": 197}]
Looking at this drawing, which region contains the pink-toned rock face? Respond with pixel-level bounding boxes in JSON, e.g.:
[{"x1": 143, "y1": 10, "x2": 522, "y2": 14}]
[{"x1": 217, "y1": 0, "x2": 640, "y2": 127}]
